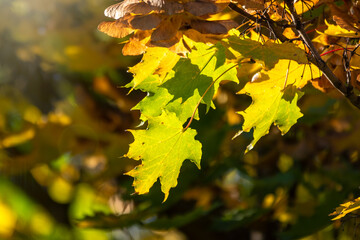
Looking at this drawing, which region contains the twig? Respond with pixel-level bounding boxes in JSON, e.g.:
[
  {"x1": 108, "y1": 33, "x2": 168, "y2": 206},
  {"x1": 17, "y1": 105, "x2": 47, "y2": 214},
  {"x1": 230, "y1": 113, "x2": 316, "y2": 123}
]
[
  {"x1": 228, "y1": 3, "x2": 289, "y2": 42},
  {"x1": 284, "y1": 0, "x2": 360, "y2": 109}
]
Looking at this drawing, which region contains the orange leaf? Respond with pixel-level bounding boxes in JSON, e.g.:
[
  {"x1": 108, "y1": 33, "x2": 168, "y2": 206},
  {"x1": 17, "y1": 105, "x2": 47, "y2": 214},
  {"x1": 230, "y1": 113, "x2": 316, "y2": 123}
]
[
  {"x1": 122, "y1": 40, "x2": 147, "y2": 56},
  {"x1": 97, "y1": 21, "x2": 133, "y2": 38}
]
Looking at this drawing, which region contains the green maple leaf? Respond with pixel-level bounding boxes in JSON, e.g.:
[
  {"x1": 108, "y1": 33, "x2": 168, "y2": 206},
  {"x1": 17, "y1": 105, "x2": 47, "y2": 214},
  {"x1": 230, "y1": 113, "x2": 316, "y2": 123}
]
[
  {"x1": 239, "y1": 85, "x2": 303, "y2": 152},
  {"x1": 161, "y1": 43, "x2": 238, "y2": 111},
  {"x1": 237, "y1": 60, "x2": 320, "y2": 151},
  {"x1": 223, "y1": 34, "x2": 308, "y2": 69},
  {"x1": 125, "y1": 111, "x2": 202, "y2": 201},
  {"x1": 131, "y1": 72, "x2": 201, "y2": 123},
  {"x1": 133, "y1": 42, "x2": 237, "y2": 122},
  {"x1": 132, "y1": 79, "x2": 173, "y2": 121},
  {"x1": 127, "y1": 47, "x2": 180, "y2": 89}
]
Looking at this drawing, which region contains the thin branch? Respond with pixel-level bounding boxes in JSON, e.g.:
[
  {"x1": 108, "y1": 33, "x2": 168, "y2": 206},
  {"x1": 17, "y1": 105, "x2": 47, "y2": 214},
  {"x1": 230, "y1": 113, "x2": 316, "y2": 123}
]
[
  {"x1": 229, "y1": 3, "x2": 262, "y2": 24},
  {"x1": 320, "y1": 48, "x2": 354, "y2": 56},
  {"x1": 228, "y1": 3, "x2": 289, "y2": 42},
  {"x1": 263, "y1": 12, "x2": 289, "y2": 42},
  {"x1": 284, "y1": 0, "x2": 360, "y2": 109}
]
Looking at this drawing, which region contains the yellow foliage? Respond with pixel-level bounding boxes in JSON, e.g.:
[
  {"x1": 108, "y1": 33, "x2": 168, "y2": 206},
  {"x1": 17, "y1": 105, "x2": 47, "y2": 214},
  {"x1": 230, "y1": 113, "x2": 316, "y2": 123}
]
[
  {"x1": 0, "y1": 201, "x2": 16, "y2": 239},
  {"x1": 30, "y1": 212, "x2": 53, "y2": 236},
  {"x1": 323, "y1": 20, "x2": 360, "y2": 38},
  {"x1": 330, "y1": 197, "x2": 360, "y2": 220},
  {"x1": 1, "y1": 128, "x2": 35, "y2": 148},
  {"x1": 48, "y1": 177, "x2": 74, "y2": 204}
]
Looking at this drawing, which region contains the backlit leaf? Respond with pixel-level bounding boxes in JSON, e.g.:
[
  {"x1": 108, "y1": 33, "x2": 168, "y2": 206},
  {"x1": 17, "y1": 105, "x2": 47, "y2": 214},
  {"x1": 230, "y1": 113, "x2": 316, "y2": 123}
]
[
  {"x1": 237, "y1": 60, "x2": 321, "y2": 151},
  {"x1": 322, "y1": 20, "x2": 360, "y2": 38},
  {"x1": 125, "y1": 111, "x2": 202, "y2": 201},
  {"x1": 97, "y1": 21, "x2": 134, "y2": 39},
  {"x1": 161, "y1": 42, "x2": 238, "y2": 111},
  {"x1": 127, "y1": 47, "x2": 180, "y2": 89},
  {"x1": 223, "y1": 35, "x2": 308, "y2": 69}
]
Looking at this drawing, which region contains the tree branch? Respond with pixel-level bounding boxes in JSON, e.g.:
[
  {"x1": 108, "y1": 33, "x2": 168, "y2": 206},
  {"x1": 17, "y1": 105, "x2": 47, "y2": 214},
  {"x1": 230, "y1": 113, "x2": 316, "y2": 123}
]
[
  {"x1": 228, "y1": 3, "x2": 289, "y2": 42},
  {"x1": 284, "y1": 0, "x2": 360, "y2": 109}
]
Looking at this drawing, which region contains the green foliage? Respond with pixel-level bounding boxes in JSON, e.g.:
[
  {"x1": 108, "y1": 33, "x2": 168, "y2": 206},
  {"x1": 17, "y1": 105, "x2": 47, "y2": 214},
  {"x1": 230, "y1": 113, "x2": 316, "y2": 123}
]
[
  {"x1": 123, "y1": 34, "x2": 318, "y2": 197},
  {"x1": 2, "y1": 0, "x2": 360, "y2": 239},
  {"x1": 125, "y1": 111, "x2": 202, "y2": 201}
]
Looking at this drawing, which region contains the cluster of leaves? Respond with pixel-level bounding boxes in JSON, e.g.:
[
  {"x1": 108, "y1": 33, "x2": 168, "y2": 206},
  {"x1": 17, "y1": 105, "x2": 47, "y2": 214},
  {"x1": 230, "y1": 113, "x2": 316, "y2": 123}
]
[
  {"x1": 3, "y1": 0, "x2": 360, "y2": 239},
  {"x1": 98, "y1": 0, "x2": 237, "y2": 55},
  {"x1": 99, "y1": 0, "x2": 360, "y2": 202}
]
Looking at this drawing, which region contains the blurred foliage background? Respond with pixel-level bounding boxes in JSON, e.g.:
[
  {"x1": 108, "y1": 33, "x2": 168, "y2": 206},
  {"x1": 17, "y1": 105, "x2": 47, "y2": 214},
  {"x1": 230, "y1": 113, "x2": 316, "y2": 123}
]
[{"x1": 2, "y1": 0, "x2": 360, "y2": 239}]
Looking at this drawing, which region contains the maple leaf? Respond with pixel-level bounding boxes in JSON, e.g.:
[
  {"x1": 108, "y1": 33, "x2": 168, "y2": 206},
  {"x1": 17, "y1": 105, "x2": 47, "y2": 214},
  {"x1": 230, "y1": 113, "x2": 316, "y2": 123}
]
[
  {"x1": 236, "y1": 60, "x2": 321, "y2": 151},
  {"x1": 99, "y1": 0, "x2": 237, "y2": 55},
  {"x1": 133, "y1": 42, "x2": 237, "y2": 121},
  {"x1": 131, "y1": 76, "x2": 174, "y2": 121},
  {"x1": 223, "y1": 34, "x2": 308, "y2": 69},
  {"x1": 161, "y1": 42, "x2": 238, "y2": 111},
  {"x1": 125, "y1": 111, "x2": 202, "y2": 201},
  {"x1": 126, "y1": 47, "x2": 180, "y2": 89}
]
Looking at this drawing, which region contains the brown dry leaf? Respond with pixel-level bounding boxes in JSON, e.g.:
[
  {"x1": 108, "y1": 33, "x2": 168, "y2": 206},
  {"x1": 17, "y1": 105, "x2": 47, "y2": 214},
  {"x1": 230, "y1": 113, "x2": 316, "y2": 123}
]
[
  {"x1": 190, "y1": 20, "x2": 229, "y2": 34},
  {"x1": 333, "y1": 65, "x2": 347, "y2": 84},
  {"x1": 150, "y1": 31, "x2": 182, "y2": 47},
  {"x1": 184, "y1": 2, "x2": 218, "y2": 16},
  {"x1": 144, "y1": 0, "x2": 165, "y2": 7},
  {"x1": 151, "y1": 17, "x2": 182, "y2": 42},
  {"x1": 105, "y1": 1, "x2": 160, "y2": 19},
  {"x1": 329, "y1": 3, "x2": 360, "y2": 33},
  {"x1": 350, "y1": 4, "x2": 360, "y2": 23},
  {"x1": 133, "y1": 29, "x2": 153, "y2": 41},
  {"x1": 162, "y1": 1, "x2": 184, "y2": 14},
  {"x1": 311, "y1": 75, "x2": 335, "y2": 93},
  {"x1": 100, "y1": 0, "x2": 236, "y2": 54},
  {"x1": 104, "y1": 0, "x2": 139, "y2": 19},
  {"x1": 126, "y1": 2, "x2": 162, "y2": 15},
  {"x1": 129, "y1": 14, "x2": 162, "y2": 30},
  {"x1": 97, "y1": 21, "x2": 134, "y2": 38}
]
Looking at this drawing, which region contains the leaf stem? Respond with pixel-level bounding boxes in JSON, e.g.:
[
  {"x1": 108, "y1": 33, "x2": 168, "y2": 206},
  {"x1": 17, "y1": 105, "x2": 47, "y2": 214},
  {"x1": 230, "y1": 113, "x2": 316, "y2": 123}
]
[
  {"x1": 320, "y1": 48, "x2": 354, "y2": 56},
  {"x1": 283, "y1": 60, "x2": 291, "y2": 89},
  {"x1": 228, "y1": 3, "x2": 289, "y2": 42}
]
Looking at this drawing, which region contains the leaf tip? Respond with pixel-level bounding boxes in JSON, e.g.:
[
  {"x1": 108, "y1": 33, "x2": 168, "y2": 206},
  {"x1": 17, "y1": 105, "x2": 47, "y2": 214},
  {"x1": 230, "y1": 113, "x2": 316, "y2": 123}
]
[
  {"x1": 245, "y1": 143, "x2": 254, "y2": 153},
  {"x1": 232, "y1": 130, "x2": 243, "y2": 140},
  {"x1": 162, "y1": 193, "x2": 169, "y2": 203}
]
